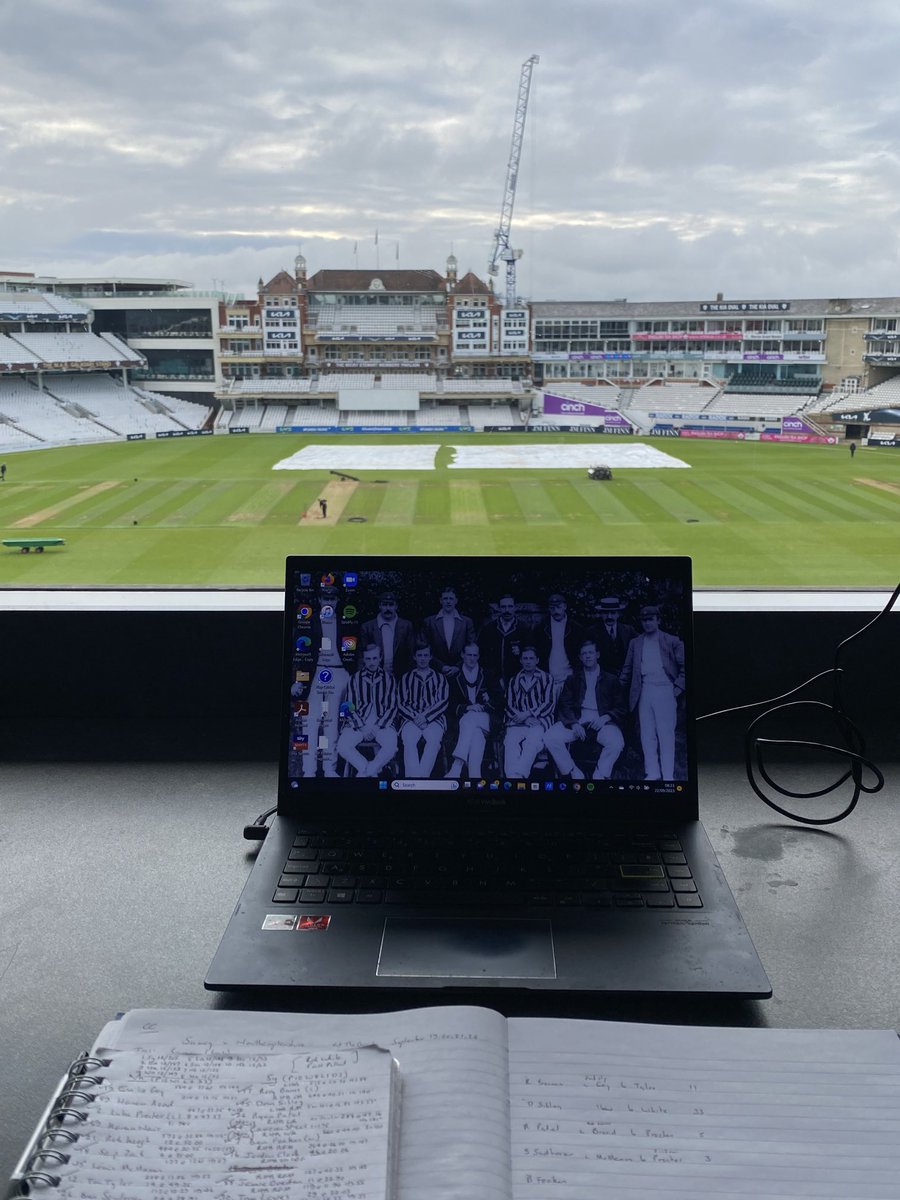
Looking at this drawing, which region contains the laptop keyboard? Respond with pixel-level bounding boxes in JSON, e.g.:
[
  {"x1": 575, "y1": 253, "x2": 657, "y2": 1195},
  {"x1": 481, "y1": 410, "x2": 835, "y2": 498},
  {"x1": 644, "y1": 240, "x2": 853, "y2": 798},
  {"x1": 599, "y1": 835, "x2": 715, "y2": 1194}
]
[{"x1": 271, "y1": 829, "x2": 702, "y2": 911}]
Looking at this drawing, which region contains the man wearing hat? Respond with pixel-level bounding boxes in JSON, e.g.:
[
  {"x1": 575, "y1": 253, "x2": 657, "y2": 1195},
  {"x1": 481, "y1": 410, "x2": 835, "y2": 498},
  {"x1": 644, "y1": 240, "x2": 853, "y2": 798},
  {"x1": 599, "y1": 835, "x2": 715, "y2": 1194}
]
[
  {"x1": 533, "y1": 592, "x2": 586, "y2": 702},
  {"x1": 619, "y1": 606, "x2": 685, "y2": 781},
  {"x1": 359, "y1": 590, "x2": 416, "y2": 679},
  {"x1": 591, "y1": 595, "x2": 637, "y2": 675}
]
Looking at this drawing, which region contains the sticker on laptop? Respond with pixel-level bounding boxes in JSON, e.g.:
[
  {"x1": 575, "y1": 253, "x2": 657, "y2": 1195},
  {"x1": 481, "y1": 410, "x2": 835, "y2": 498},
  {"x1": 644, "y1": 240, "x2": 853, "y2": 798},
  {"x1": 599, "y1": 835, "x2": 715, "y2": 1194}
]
[
  {"x1": 262, "y1": 915, "x2": 299, "y2": 931},
  {"x1": 297, "y1": 915, "x2": 332, "y2": 931}
]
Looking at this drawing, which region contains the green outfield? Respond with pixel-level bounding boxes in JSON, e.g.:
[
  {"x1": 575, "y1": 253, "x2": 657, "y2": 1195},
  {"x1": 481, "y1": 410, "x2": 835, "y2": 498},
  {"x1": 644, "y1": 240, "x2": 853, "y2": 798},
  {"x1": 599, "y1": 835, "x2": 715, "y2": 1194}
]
[{"x1": 0, "y1": 432, "x2": 897, "y2": 586}]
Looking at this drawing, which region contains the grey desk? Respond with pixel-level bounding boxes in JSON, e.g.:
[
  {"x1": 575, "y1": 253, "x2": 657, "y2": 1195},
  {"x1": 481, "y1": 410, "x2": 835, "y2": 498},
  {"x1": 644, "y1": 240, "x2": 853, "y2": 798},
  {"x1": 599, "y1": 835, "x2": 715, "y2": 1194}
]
[{"x1": 2, "y1": 760, "x2": 899, "y2": 1183}]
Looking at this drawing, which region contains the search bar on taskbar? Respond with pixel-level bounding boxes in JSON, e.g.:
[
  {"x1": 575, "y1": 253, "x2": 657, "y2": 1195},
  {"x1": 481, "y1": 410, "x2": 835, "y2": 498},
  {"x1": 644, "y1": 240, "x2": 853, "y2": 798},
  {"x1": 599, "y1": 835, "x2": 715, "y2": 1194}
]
[{"x1": 391, "y1": 780, "x2": 460, "y2": 791}]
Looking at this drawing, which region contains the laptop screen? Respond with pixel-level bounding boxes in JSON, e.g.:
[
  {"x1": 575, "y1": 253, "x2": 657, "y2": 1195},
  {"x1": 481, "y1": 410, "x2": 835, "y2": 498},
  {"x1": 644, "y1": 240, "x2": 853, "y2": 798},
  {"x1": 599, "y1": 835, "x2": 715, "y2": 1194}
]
[{"x1": 279, "y1": 556, "x2": 696, "y2": 817}]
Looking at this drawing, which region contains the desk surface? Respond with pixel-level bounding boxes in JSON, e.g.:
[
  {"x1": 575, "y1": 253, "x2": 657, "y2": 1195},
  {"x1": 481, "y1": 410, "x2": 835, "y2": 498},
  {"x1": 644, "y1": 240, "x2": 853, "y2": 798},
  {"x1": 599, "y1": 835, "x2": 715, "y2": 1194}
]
[{"x1": 2, "y1": 760, "x2": 899, "y2": 1182}]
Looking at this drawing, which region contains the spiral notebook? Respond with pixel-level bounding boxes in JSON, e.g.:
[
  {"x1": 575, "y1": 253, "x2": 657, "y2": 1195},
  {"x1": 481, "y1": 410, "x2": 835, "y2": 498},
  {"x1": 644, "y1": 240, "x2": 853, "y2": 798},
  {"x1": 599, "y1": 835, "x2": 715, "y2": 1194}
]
[
  {"x1": 8, "y1": 1006, "x2": 900, "y2": 1200},
  {"x1": 7, "y1": 1013, "x2": 401, "y2": 1200}
]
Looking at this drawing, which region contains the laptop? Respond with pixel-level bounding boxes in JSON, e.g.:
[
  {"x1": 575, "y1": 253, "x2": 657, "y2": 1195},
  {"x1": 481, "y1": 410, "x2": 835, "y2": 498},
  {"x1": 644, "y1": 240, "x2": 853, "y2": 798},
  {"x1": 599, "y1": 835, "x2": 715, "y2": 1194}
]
[{"x1": 206, "y1": 554, "x2": 771, "y2": 997}]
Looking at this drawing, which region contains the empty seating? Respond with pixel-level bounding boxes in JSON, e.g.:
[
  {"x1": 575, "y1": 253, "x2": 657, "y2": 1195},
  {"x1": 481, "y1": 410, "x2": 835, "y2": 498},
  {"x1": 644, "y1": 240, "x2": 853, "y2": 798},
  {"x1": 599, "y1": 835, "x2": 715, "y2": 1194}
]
[
  {"x1": 10, "y1": 331, "x2": 142, "y2": 365},
  {"x1": 0, "y1": 377, "x2": 112, "y2": 444}
]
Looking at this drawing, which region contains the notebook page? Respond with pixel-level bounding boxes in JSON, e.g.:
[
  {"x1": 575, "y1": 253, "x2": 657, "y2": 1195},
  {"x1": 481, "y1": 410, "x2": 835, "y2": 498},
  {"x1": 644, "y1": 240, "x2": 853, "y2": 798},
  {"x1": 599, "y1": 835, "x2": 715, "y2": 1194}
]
[
  {"x1": 508, "y1": 1019, "x2": 900, "y2": 1200},
  {"x1": 37, "y1": 1046, "x2": 396, "y2": 1200},
  {"x1": 102, "y1": 1006, "x2": 512, "y2": 1200}
]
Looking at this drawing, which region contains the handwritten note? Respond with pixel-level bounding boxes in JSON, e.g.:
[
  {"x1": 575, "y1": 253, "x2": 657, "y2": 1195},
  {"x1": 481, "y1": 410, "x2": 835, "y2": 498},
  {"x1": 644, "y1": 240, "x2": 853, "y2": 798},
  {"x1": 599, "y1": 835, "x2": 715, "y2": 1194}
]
[
  {"x1": 44, "y1": 1046, "x2": 397, "y2": 1200},
  {"x1": 101, "y1": 1006, "x2": 514, "y2": 1200},
  {"x1": 508, "y1": 1019, "x2": 900, "y2": 1199}
]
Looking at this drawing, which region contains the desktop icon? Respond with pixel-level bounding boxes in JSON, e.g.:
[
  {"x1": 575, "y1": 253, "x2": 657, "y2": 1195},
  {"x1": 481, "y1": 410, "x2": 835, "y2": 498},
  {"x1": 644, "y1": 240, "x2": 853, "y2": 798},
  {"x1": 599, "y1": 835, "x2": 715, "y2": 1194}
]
[
  {"x1": 295, "y1": 636, "x2": 312, "y2": 650},
  {"x1": 343, "y1": 604, "x2": 358, "y2": 619},
  {"x1": 341, "y1": 636, "x2": 358, "y2": 653},
  {"x1": 320, "y1": 604, "x2": 335, "y2": 619},
  {"x1": 343, "y1": 572, "x2": 359, "y2": 588},
  {"x1": 297, "y1": 604, "x2": 312, "y2": 621},
  {"x1": 299, "y1": 574, "x2": 311, "y2": 587},
  {"x1": 293, "y1": 701, "x2": 310, "y2": 716},
  {"x1": 295, "y1": 671, "x2": 310, "y2": 683},
  {"x1": 318, "y1": 669, "x2": 333, "y2": 684},
  {"x1": 321, "y1": 573, "x2": 336, "y2": 587}
]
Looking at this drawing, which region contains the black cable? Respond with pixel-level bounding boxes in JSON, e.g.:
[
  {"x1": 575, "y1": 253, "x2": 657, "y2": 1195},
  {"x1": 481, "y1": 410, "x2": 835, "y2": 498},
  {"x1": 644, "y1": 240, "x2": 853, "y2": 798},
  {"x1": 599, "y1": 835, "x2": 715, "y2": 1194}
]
[
  {"x1": 698, "y1": 580, "x2": 900, "y2": 824},
  {"x1": 243, "y1": 806, "x2": 276, "y2": 841}
]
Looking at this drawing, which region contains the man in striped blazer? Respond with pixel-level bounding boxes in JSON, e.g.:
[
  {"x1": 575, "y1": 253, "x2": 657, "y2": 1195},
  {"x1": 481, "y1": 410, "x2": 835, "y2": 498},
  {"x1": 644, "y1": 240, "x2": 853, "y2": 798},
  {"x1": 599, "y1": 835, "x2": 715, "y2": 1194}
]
[
  {"x1": 336, "y1": 643, "x2": 399, "y2": 778},
  {"x1": 503, "y1": 645, "x2": 556, "y2": 778},
  {"x1": 398, "y1": 643, "x2": 450, "y2": 778}
]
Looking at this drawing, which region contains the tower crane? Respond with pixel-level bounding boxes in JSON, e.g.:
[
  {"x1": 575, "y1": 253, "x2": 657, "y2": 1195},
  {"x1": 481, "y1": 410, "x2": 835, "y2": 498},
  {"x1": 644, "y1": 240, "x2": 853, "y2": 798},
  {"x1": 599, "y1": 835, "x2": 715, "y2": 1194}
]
[{"x1": 487, "y1": 54, "x2": 539, "y2": 308}]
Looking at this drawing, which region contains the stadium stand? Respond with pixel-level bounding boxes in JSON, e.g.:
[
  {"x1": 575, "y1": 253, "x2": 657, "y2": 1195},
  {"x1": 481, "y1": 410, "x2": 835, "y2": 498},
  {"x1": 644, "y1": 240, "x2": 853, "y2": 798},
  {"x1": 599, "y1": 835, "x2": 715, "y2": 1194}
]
[
  {"x1": 0, "y1": 377, "x2": 111, "y2": 444},
  {"x1": 0, "y1": 413, "x2": 41, "y2": 449},
  {"x1": 258, "y1": 404, "x2": 292, "y2": 430},
  {"x1": 846, "y1": 376, "x2": 900, "y2": 407},
  {"x1": 44, "y1": 375, "x2": 188, "y2": 436},
  {"x1": 620, "y1": 382, "x2": 721, "y2": 414},
  {"x1": 132, "y1": 389, "x2": 211, "y2": 429},
  {"x1": 443, "y1": 378, "x2": 525, "y2": 394},
  {"x1": 407, "y1": 406, "x2": 462, "y2": 425},
  {"x1": 701, "y1": 392, "x2": 819, "y2": 417},
  {"x1": 468, "y1": 404, "x2": 520, "y2": 428},
  {"x1": 0, "y1": 333, "x2": 42, "y2": 369},
  {"x1": 9, "y1": 331, "x2": 142, "y2": 365}
]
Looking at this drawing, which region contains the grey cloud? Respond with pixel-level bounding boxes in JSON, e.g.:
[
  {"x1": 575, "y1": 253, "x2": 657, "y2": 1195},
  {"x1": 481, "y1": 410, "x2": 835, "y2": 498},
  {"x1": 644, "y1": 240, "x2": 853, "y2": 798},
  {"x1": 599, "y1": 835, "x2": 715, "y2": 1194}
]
[{"x1": 4, "y1": 0, "x2": 900, "y2": 300}]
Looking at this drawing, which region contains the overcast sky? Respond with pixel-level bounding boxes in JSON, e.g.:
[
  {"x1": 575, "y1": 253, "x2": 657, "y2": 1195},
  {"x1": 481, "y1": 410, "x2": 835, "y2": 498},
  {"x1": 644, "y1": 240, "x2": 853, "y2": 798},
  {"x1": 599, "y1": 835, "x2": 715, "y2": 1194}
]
[{"x1": 3, "y1": 0, "x2": 900, "y2": 303}]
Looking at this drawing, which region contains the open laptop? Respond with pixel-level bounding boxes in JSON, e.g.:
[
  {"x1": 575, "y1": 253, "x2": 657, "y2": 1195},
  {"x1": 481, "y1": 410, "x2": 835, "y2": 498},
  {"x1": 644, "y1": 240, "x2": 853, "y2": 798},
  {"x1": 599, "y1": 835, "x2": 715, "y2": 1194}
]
[{"x1": 206, "y1": 554, "x2": 771, "y2": 997}]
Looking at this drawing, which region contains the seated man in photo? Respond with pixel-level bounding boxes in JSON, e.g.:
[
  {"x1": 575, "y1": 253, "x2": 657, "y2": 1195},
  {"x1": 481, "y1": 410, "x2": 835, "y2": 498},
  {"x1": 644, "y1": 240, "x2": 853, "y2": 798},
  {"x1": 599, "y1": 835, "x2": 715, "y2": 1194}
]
[
  {"x1": 503, "y1": 645, "x2": 555, "y2": 778},
  {"x1": 336, "y1": 643, "x2": 399, "y2": 778},
  {"x1": 544, "y1": 639, "x2": 626, "y2": 780},
  {"x1": 398, "y1": 643, "x2": 450, "y2": 778},
  {"x1": 445, "y1": 642, "x2": 498, "y2": 780}
]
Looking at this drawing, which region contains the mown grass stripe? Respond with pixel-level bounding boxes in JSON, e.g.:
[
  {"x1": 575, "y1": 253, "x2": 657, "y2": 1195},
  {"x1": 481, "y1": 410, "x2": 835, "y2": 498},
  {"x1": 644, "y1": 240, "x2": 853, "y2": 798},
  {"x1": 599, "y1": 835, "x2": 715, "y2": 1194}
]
[
  {"x1": 413, "y1": 480, "x2": 452, "y2": 524},
  {"x1": 341, "y1": 481, "x2": 392, "y2": 524},
  {"x1": 161, "y1": 480, "x2": 246, "y2": 526},
  {"x1": 108, "y1": 480, "x2": 199, "y2": 526},
  {"x1": 786, "y1": 478, "x2": 899, "y2": 521},
  {"x1": 693, "y1": 479, "x2": 786, "y2": 522},
  {"x1": 572, "y1": 481, "x2": 643, "y2": 524},
  {"x1": 510, "y1": 480, "x2": 563, "y2": 523},
  {"x1": 375, "y1": 481, "x2": 419, "y2": 525},
  {"x1": 1, "y1": 483, "x2": 82, "y2": 526},
  {"x1": 746, "y1": 477, "x2": 844, "y2": 522},
  {"x1": 449, "y1": 480, "x2": 490, "y2": 525},
  {"x1": 65, "y1": 480, "x2": 162, "y2": 527},
  {"x1": 483, "y1": 482, "x2": 525, "y2": 523},
  {"x1": 635, "y1": 478, "x2": 715, "y2": 524}
]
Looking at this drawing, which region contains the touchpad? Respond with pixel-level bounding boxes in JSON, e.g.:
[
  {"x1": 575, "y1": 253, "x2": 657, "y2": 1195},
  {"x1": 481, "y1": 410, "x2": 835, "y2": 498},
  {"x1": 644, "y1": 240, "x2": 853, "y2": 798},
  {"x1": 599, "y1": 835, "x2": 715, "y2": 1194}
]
[{"x1": 376, "y1": 917, "x2": 557, "y2": 979}]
